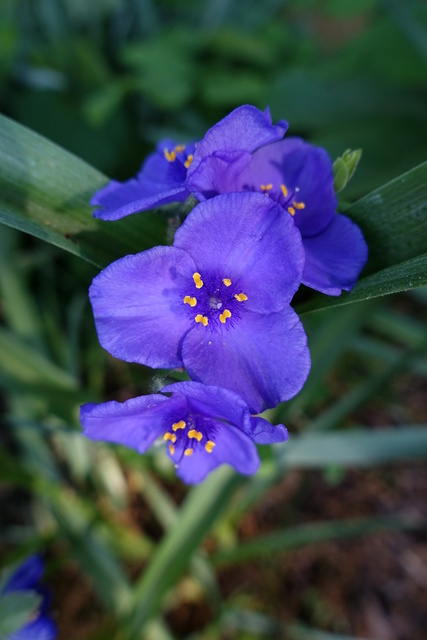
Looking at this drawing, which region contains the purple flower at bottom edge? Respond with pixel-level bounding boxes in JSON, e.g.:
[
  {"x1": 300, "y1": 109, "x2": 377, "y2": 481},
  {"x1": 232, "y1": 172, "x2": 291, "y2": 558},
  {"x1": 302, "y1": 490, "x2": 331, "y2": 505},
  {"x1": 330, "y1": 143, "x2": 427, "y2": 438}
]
[
  {"x1": 2, "y1": 555, "x2": 57, "y2": 640},
  {"x1": 89, "y1": 191, "x2": 310, "y2": 414},
  {"x1": 91, "y1": 139, "x2": 197, "y2": 221},
  {"x1": 80, "y1": 381, "x2": 288, "y2": 484},
  {"x1": 186, "y1": 108, "x2": 368, "y2": 296}
]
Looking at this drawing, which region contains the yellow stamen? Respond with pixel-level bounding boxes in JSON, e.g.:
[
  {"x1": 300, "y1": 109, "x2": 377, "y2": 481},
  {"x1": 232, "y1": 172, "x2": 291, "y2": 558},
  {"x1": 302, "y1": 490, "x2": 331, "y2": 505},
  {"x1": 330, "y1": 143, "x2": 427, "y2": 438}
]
[
  {"x1": 169, "y1": 444, "x2": 175, "y2": 455},
  {"x1": 172, "y1": 420, "x2": 186, "y2": 431},
  {"x1": 164, "y1": 149, "x2": 176, "y2": 162},
  {"x1": 293, "y1": 201, "x2": 306, "y2": 210},
  {"x1": 222, "y1": 278, "x2": 232, "y2": 287},
  {"x1": 195, "y1": 314, "x2": 208, "y2": 326},
  {"x1": 183, "y1": 295, "x2": 197, "y2": 307},
  {"x1": 260, "y1": 183, "x2": 273, "y2": 192},
  {"x1": 288, "y1": 206, "x2": 295, "y2": 216},
  {"x1": 205, "y1": 440, "x2": 215, "y2": 453},
  {"x1": 174, "y1": 144, "x2": 185, "y2": 152},
  {"x1": 188, "y1": 429, "x2": 203, "y2": 441},
  {"x1": 219, "y1": 309, "x2": 232, "y2": 324},
  {"x1": 193, "y1": 272, "x2": 203, "y2": 289},
  {"x1": 184, "y1": 154, "x2": 193, "y2": 169},
  {"x1": 234, "y1": 293, "x2": 248, "y2": 302},
  {"x1": 163, "y1": 432, "x2": 177, "y2": 443},
  {"x1": 280, "y1": 184, "x2": 288, "y2": 197},
  {"x1": 184, "y1": 448, "x2": 193, "y2": 456}
]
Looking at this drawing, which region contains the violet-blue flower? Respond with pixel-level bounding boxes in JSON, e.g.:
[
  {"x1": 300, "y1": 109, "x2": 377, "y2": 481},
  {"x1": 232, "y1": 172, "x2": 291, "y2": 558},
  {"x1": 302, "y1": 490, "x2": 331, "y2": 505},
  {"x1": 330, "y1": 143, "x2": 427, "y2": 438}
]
[
  {"x1": 91, "y1": 139, "x2": 196, "y2": 221},
  {"x1": 186, "y1": 108, "x2": 367, "y2": 296},
  {"x1": 89, "y1": 191, "x2": 310, "y2": 413},
  {"x1": 81, "y1": 381, "x2": 288, "y2": 484},
  {"x1": 1, "y1": 555, "x2": 57, "y2": 640}
]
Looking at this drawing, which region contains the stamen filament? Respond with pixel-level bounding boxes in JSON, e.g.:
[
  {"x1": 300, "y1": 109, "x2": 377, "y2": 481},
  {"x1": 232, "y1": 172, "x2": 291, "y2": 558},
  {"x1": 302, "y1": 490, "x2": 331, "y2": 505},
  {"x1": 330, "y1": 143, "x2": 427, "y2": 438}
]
[
  {"x1": 205, "y1": 440, "x2": 215, "y2": 453},
  {"x1": 234, "y1": 293, "x2": 248, "y2": 302},
  {"x1": 172, "y1": 420, "x2": 186, "y2": 431},
  {"x1": 219, "y1": 309, "x2": 231, "y2": 324},
  {"x1": 184, "y1": 295, "x2": 197, "y2": 307},
  {"x1": 193, "y1": 272, "x2": 203, "y2": 289}
]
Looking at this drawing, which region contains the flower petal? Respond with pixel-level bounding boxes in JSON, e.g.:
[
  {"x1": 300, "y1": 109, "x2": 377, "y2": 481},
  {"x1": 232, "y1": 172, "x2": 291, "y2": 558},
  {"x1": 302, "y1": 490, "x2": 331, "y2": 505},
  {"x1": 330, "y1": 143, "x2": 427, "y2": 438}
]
[
  {"x1": 9, "y1": 617, "x2": 57, "y2": 640},
  {"x1": 246, "y1": 417, "x2": 289, "y2": 444},
  {"x1": 187, "y1": 105, "x2": 288, "y2": 193},
  {"x1": 174, "y1": 422, "x2": 259, "y2": 484},
  {"x1": 182, "y1": 307, "x2": 311, "y2": 413},
  {"x1": 162, "y1": 381, "x2": 251, "y2": 431},
  {"x1": 80, "y1": 394, "x2": 187, "y2": 453},
  {"x1": 3, "y1": 556, "x2": 44, "y2": 593},
  {"x1": 241, "y1": 137, "x2": 337, "y2": 237},
  {"x1": 302, "y1": 213, "x2": 368, "y2": 295},
  {"x1": 91, "y1": 140, "x2": 195, "y2": 220},
  {"x1": 185, "y1": 151, "x2": 252, "y2": 200},
  {"x1": 174, "y1": 192, "x2": 305, "y2": 312},
  {"x1": 89, "y1": 246, "x2": 197, "y2": 368}
]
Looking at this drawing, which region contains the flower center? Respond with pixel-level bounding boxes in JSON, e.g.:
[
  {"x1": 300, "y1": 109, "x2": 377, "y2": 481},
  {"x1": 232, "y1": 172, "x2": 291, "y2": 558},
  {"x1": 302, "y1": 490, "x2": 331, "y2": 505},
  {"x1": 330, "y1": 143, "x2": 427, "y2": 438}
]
[
  {"x1": 258, "y1": 182, "x2": 305, "y2": 216},
  {"x1": 163, "y1": 144, "x2": 194, "y2": 169},
  {"x1": 182, "y1": 272, "x2": 248, "y2": 328},
  {"x1": 163, "y1": 418, "x2": 216, "y2": 458}
]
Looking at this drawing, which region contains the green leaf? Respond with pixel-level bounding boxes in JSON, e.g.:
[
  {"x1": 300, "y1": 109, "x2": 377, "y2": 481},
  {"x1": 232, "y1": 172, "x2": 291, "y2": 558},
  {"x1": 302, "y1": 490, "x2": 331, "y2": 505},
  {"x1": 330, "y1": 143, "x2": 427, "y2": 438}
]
[
  {"x1": 333, "y1": 149, "x2": 362, "y2": 193},
  {"x1": 0, "y1": 591, "x2": 42, "y2": 639},
  {"x1": 0, "y1": 114, "x2": 168, "y2": 269}
]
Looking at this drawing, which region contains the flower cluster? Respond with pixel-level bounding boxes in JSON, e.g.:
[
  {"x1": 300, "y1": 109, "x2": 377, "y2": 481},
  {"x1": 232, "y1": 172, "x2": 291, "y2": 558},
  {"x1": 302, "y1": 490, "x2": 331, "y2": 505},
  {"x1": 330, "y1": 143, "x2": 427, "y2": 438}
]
[
  {"x1": 1, "y1": 555, "x2": 57, "y2": 639},
  {"x1": 81, "y1": 105, "x2": 367, "y2": 483}
]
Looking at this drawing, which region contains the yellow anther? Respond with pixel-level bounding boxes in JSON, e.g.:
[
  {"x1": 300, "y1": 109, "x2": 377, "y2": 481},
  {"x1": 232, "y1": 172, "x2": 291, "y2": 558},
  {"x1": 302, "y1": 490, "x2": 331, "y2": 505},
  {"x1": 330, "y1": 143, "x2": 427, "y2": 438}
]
[
  {"x1": 195, "y1": 314, "x2": 208, "y2": 327},
  {"x1": 205, "y1": 440, "x2": 215, "y2": 453},
  {"x1": 293, "y1": 201, "x2": 306, "y2": 210},
  {"x1": 172, "y1": 420, "x2": 186, "y2": 431},
  {"x1": 219, "y1": 309, "x2": 232, "y2": 324},
  {"x1": 184, "y1": 154, "x2": 193, "y2": 169},
  {"x1": 183, "y1": 295, "x2": 197, "y2": 307},
  {"x1": 184, "y1": 448, "x2": 193, "y2": 457},
  {"x1": 169, "y1": 444, "x2": 175, "y2": 455},
  {"x1": 280, "y1": 184, "x2": 288, "y2": 197},
  {"x1": 163, "y1": 432, "x2": 177, "y2": 443},
  {"x1": 222, "y1": 278, "x2": 232, "y2": 287},
  {"x1": 188, "y1": 429, "x2": 203, "y2": 441},
  {"x1": 192, "y1": 272, "x2": 203, "y2": 289},
  {"x1": 174, "y1": 144, "x2": 185, "y2": 152},
  {"x1": 260, "y1": 183, "x2": 273, "y2": 192},
  {"x1": 287, "y1": 206, "x2": 295, "y2": 216},
  {"x1": 164, "y1": 149, "x2": 177, "y2": 162},
  {"x1": 234, "y1": 293, "x2": 248, "y2": 302}
]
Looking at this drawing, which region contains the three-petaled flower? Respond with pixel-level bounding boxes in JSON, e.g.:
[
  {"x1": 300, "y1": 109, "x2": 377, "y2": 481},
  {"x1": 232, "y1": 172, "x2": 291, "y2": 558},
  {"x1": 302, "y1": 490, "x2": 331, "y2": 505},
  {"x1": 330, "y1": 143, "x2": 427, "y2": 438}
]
[
  {"x1": 1, "y1": 555, "x2": 57, "y2": 639},
  {"x1": 89, "y1": 191, "x2": 310, "y2": 413},
  {"x1": 81, "y1": 381, "x2": 288, "y2": 484}
]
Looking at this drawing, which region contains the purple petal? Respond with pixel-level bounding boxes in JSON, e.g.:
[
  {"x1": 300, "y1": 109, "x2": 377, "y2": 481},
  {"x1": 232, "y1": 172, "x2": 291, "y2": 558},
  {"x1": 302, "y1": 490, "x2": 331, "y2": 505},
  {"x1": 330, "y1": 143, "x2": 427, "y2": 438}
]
[
  {"x1": 92, "y1": 140, "x2": 195, "y2": 221},
  {"x1": 182, "y1": 307, "x2": 311, "y2": 413},
  {"x1": 187, "y1": 105, "x2": 288, "y2": 194},
  {"x1": 89, "y1": 246, "x2": 197, "y2": 368},
  {"x1": 9, "y1": 617, "x2": 57, "y2": 640},
  {"x1": 246, "y1": 416, "x2": 289, "y2": 444},
  {"x1": 302, "y1": 213, "x2": 368, "y2": 296},
  {"x1": 174, "y1": 192, "x2": 305, "y2": 311},
  {"x1": 162, "y1": 380, "x2": 251, "y2": 431},
  {"x1": 3, "y1": 556, "x2": 44, "y2": 593},
  {"x1": 174, "y1": 423, "x2": 259, "y2": 484},
  {"x1": 241, "y1": 137, "x2": 337, "y2": 237},
  {"x1": 80, "y1": 394, "x2": 187, "y2": 453},
  {"x1": 185, "y1": 151, "x2": 252, "y2": 200}
]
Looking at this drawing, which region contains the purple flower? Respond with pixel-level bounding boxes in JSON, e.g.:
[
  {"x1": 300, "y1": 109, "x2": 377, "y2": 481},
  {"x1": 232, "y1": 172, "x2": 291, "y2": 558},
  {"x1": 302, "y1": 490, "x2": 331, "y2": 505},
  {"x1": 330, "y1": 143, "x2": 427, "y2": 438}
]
[
  {"x1": 1, "y1": 555, "x2": 57, "y2": 640},
  {"x1": 81, "y1": 381, "x2": 288, "y2": 484},
  {"x1": 91, "y1": 139, "x2": 196, "y2": 221},
  {"x1": 186, "y1": 109, "x2": 367, "y2": 296},
  {"x1": 89, "y1": 191, "x2": 310, "y2": 413}
]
